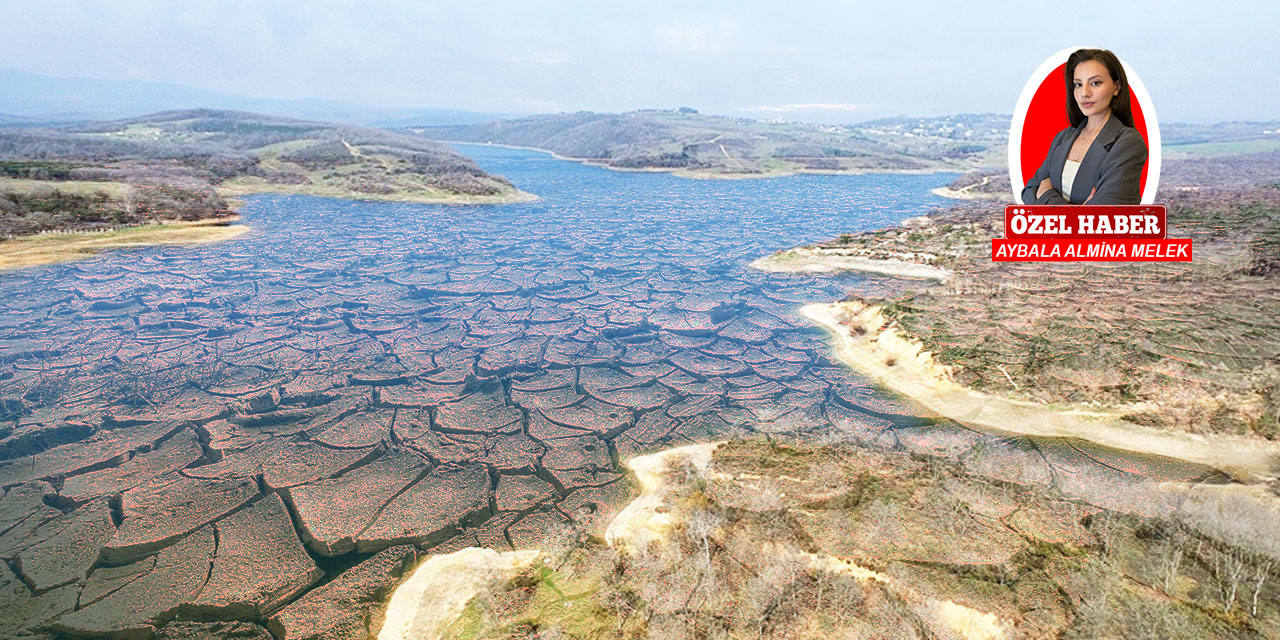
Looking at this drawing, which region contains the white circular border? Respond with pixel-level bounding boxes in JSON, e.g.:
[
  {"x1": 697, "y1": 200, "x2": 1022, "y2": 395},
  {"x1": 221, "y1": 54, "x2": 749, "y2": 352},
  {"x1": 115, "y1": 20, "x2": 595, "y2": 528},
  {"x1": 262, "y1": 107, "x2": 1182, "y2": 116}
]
[{"x1": 1009, "y1": 46, "x2": 1161, "y2": 205}]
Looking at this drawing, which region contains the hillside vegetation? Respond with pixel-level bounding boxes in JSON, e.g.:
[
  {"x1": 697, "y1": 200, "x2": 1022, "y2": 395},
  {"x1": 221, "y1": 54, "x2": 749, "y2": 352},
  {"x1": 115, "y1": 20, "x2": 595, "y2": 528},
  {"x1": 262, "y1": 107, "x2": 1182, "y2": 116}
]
[
  {"x1": 414, "y1": 110, "x2": 1008, "y2": 177},
  {"x1": 0, "y1": 109, "x2": 530, "y2": 238},
  {"x1": 413, "y1": 441, "x2": 1280, "y2": 640},
  {"x1": 764, "y1": 153, "x2": 1280, "y2": 442}
]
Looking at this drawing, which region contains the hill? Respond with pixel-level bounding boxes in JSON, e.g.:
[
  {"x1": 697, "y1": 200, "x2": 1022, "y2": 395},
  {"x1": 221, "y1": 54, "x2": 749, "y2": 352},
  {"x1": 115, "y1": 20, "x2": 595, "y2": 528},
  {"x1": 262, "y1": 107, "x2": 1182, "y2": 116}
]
[
  {"x1": 931, "y1": 119, "x2": 1280, "y2": 201},
  {"x1": 413, "y1": 110, "x2": 1008, "y2": 177},
  {"x1": 0, "y1": 109, "x2": 532, "y2": 239},
  {"x1": 0, "y1": 113, "x2": 43, "y2": 128},
  {"x1": 0, "y1": 68, "x2": 510, "y2": 126}
]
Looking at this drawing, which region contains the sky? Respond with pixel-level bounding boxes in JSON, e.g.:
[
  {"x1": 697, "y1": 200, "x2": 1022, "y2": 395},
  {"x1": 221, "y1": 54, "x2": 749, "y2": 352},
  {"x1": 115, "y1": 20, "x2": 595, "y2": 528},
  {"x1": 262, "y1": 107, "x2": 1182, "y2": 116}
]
[{"x1": 1, "y1": 0, "x2": 1277, "y2": 124}]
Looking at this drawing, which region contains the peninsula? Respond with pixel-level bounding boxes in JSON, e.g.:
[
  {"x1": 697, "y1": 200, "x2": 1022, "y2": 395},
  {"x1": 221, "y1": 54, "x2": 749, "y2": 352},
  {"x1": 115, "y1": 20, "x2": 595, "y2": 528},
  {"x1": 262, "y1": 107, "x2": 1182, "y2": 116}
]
[
  {"x1": 759, "y1": 152, "x2": 1280, "y2": 479},
  {"x1": 0, "y1": 109, "x2": 533, "y2": 268}
]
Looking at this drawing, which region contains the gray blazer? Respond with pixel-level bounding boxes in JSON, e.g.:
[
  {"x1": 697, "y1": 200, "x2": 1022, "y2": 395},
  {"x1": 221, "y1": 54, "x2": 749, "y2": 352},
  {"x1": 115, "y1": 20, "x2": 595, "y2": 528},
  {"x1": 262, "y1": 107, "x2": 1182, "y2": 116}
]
[{"x1": 1020, "y1": 114, "x2": 1147, "y2": 205}]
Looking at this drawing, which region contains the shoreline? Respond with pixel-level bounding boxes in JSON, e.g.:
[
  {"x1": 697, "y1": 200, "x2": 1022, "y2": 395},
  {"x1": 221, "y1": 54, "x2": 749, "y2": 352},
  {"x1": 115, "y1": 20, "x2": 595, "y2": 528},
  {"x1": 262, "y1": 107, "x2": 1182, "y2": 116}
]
[
  {"x1": 375, "y1": 438, "x2": 1280, "y2": 637},
  {"x1": 750, "y1": 250, "x2": 952, "y2": 281},
  {"x1": 802, "y1": 299, "x2": 1280, "y2": 480},
  {"x1": 0, "y1": 175, "x2": 537, "y2": 272},
  {"x1": 215, "y1": 180, "x2": 539, "y2": 205},
  {"x1": 928, "y1": 172, "x2": 1009, "y2": 201},
  {"x1": 929, "y1": 185, "x2": 1009, "y2": 201},
  {"x1": 443, "y1": 140, "x2": 967, "y2": 181},
  {"x1": 378, "y1": 443, "x2": 725, "y2": 639},
  {"x1": 378, "y1": 547, "x2": 540, "y2": 640},
  {"x1": 1, "y1": 166, "x2": 539, "y2": 271},
  {"x1": 0, "y1": 217, "x2": 249, "y2": 271}
]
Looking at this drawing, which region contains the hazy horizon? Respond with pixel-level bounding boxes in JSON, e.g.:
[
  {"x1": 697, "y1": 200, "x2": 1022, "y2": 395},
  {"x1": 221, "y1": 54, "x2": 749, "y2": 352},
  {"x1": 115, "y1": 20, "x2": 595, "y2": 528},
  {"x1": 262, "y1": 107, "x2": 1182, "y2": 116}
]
[{"x1": 1, "y1": 1, "x2": 1277, "y2": 125}]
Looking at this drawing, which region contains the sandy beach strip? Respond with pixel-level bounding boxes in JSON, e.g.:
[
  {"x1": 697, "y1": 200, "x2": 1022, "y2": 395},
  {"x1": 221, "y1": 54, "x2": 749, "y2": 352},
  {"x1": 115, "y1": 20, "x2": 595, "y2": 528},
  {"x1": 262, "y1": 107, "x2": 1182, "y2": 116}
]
[
  {"x1": 0, "y1": 218, "x2": 249, "y2": 270},
  {"x1": 751, "y1": 252, "x2": 952, "y2": 281},
  {"x1": 803, "y1": 300, "x2": 1280, "y2": 479}
]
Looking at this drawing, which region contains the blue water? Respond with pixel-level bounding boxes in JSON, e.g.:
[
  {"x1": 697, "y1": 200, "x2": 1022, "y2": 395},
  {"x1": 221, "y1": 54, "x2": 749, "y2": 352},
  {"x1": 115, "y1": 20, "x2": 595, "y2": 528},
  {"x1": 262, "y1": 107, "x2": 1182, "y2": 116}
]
[{"x1": 0, "y1": 145, "x2": 1214, "y2": 519}]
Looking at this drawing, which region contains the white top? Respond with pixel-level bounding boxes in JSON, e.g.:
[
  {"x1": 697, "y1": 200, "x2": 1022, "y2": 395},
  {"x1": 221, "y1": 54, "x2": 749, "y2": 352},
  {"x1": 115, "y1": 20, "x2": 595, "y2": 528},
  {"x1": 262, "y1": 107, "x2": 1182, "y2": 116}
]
[{"x1": 1061, "y1": 159, "x2": 1081, "y2": 202}]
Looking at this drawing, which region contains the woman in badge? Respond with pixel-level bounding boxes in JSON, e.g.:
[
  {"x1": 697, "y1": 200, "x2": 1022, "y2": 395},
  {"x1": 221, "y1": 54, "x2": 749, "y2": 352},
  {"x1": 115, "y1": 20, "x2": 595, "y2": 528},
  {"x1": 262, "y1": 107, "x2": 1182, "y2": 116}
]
[{"x1": 1021, "y1": 48, "x2": 1147, "y2": 205}]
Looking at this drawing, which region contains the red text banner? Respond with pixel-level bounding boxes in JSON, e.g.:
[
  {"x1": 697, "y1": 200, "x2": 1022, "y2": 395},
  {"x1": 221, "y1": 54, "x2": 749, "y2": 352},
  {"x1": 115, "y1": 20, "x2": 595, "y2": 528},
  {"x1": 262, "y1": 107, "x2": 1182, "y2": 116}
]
[{"x1": 992, "y1": 239, "x2": 1192, "y2": 262}]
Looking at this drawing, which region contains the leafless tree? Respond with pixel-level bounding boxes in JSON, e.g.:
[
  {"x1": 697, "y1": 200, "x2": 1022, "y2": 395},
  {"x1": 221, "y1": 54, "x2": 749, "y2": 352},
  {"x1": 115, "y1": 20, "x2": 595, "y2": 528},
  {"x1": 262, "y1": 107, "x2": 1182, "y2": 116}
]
[
  {"x1": 1157, "y1": 525, "x2": 1186, "y2": 595},
  {"x1": 1211, "y1": 545, "x2": 1251, "y2": 612},
  {"x1": 1249, "y1": 555, "x2": 1274, "y2": 617}
]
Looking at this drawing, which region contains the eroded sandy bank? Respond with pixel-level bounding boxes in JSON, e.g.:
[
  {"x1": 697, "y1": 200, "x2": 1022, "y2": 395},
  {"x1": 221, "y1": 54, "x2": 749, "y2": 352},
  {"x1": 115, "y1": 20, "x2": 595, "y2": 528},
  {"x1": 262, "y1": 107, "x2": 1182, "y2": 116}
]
[
  {"x1": 378, "y1": 547, "x2": 541, "y2": 640},
  {"x1": 750, "y1": 250, "x2": 952, "y2": 281},
  {"x1": 803, "y1": 300, "x2": 1280, "y2": 479}
]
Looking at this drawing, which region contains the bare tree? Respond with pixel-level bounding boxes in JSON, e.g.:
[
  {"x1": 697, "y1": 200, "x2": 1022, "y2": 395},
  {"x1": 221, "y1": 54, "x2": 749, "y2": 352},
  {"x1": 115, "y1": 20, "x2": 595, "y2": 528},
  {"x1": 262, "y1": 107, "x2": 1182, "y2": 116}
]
[
  {"x1": 1157, "y1": 525, "x2": 1186, "y2": 595},
  {"x1": 1211, "y1": 545, "x2": 1251, "y2": 612},
  {"x1": 1249, "y1": 556, "x2": 1274, "y2": 617}
]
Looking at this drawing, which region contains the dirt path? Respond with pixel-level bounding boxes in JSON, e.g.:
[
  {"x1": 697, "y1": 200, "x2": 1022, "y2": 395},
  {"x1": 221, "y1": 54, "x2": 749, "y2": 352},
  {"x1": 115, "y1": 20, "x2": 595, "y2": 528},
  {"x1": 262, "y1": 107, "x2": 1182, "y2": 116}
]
[
  {"x1": 932, "y1": 175, "x2": 1008, "y2": 201},
  {"x1": 340, "y1": 138, "x2": 392, "y2": 170},
  {"x1": 960, "y1": 175, "x2": 992, "y2": 193},
  {"x1": 803, "y1": 300, "x2": 1280, "y2": 479},
  {"x1": 718, "y1": 143, "x2": 744, "y2": 170}
]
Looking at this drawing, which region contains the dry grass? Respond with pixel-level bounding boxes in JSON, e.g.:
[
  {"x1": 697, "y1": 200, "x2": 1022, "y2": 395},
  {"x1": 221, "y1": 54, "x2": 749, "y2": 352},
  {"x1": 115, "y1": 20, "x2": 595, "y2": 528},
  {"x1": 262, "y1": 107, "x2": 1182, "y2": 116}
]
[
  {"x1": 221, "y1": 140, "x2": 538, "y2": 205},
  {"x1": 0, "y1": 177, "x2": 133, "y2": 199},
  {"x1": 793, "y1": 185, "x2": 1280, "y2": 440},
  {"x1": 0, "y1": 218, "x2": 249, "y2": 270}
]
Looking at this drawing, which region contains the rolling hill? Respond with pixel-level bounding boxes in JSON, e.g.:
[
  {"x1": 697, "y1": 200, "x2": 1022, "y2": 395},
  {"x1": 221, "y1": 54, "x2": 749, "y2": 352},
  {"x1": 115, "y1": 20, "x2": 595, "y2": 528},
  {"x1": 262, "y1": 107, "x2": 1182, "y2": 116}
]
[
  {"x1": 0, "y1": 109, "x2": 532, "y2": 237},
  {"x1": 413, "y1": 110, "x2": 1009, "y2": 177}
]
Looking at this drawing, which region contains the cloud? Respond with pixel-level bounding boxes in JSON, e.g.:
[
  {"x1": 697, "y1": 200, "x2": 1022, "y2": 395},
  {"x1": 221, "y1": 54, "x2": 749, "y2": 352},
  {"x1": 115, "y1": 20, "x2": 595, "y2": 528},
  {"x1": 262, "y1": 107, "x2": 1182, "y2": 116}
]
[
  {"x1": 118, "y1": 64, "x2": 155, "y2": 82},
  {"x1": 654, "y1": 20, "x2": 736, "y2": 54},
  {"x1": 511, "y1": 98, "x2": 563, "y2": 110},
  {"x1": 499, "y1": 53, "x2": 570, "y2": 65}
]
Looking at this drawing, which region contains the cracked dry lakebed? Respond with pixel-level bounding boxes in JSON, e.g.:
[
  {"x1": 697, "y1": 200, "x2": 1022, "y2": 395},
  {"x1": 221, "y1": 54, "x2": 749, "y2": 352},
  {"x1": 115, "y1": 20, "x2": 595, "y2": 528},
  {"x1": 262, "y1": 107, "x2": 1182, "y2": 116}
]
[{"x1": 0, "y1": 145, "x2": 1255, "y2": 639}]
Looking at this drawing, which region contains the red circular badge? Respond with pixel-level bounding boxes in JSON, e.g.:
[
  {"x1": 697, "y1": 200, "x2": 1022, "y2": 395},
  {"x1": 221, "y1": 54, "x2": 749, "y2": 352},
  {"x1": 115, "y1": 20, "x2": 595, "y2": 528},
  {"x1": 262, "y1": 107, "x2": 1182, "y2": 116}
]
[{"x1": 1009, "y1": 48, "x2": 1161, "y2": 204}]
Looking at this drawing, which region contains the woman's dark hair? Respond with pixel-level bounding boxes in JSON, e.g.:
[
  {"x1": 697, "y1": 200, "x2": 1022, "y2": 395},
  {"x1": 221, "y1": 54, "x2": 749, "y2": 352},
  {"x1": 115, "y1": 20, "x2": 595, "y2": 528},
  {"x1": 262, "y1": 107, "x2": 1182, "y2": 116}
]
[{"x1": 1065, "y1": 48, "x2": 1134, "y2": 128}]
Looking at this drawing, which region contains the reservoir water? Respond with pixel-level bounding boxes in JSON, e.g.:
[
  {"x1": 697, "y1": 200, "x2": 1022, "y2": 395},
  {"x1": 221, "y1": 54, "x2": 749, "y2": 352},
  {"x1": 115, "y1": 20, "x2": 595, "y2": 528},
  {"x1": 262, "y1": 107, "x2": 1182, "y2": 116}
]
[{"x1": 0, "y1": 145, "x2": 1215, "y2": 557}]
